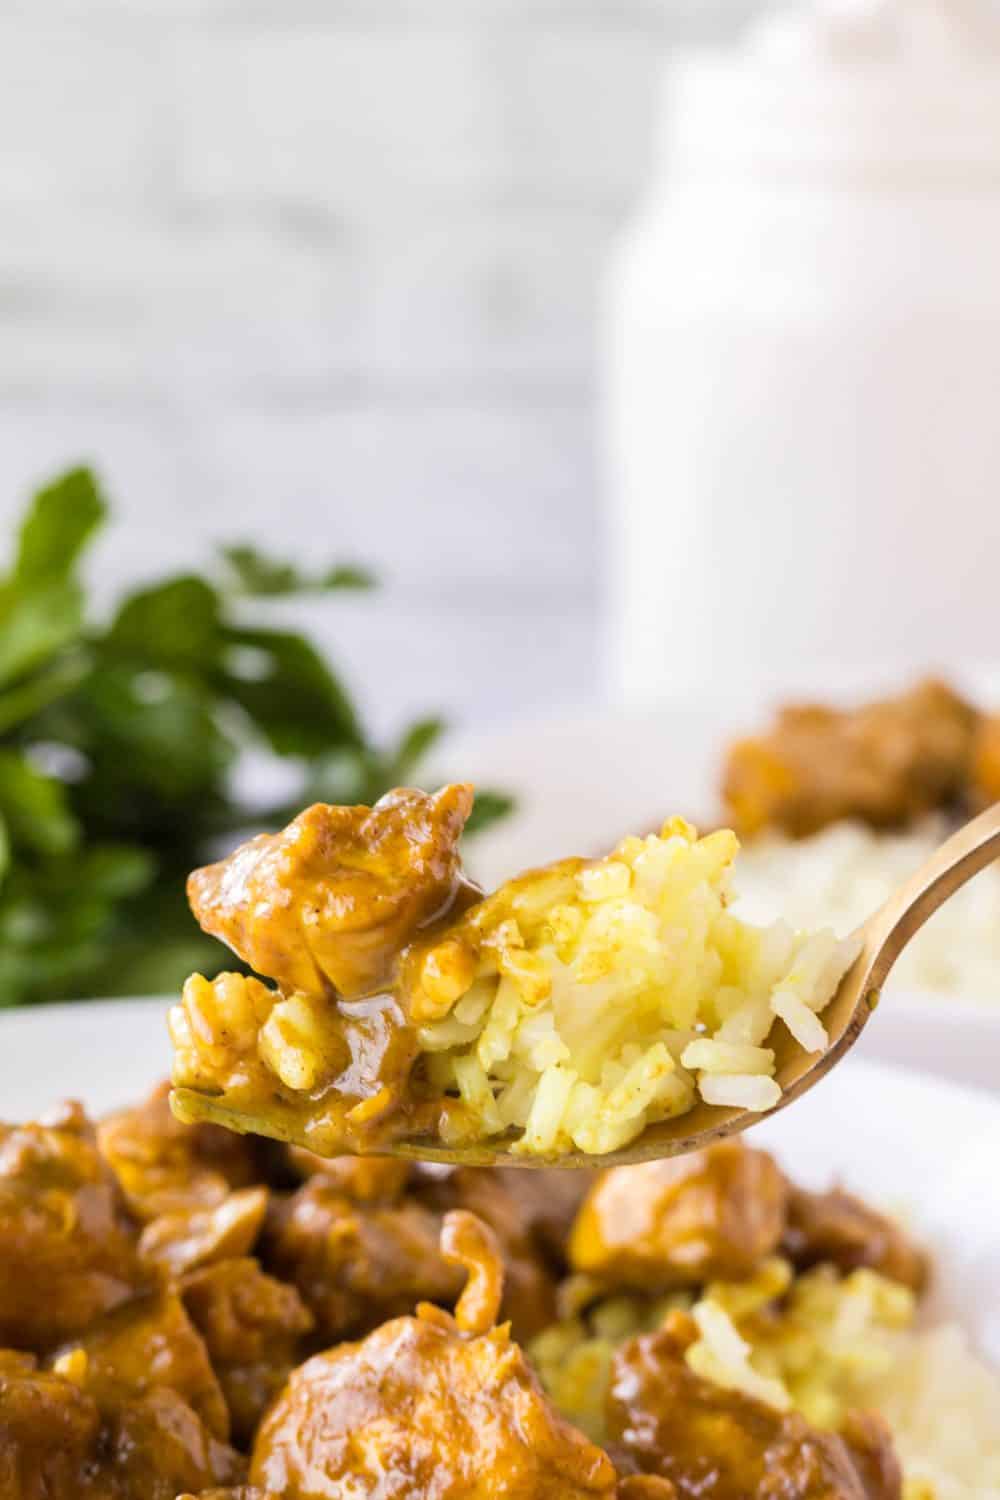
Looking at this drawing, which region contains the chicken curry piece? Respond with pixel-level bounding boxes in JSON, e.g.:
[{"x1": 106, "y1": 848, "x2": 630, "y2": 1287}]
[
  {"x1": 568, "y1": 1143, "x2": 788, "y2": 1291},
  {"x1": 0, "y1": 1101, "x2": 147, "y2": 1350},
  {"x1": 607, "y1": 1314, "x2": 901, "y2": 1500},
  {"x1": 261, "y1": 1146, "x2": 558, "y2": 1346},
  {"x1": 188, "y1": 784, "x2": 479, "y2": 1004},
  {"x1": 721, "y1": 678, "x2": 981, "y2": 839},
  {"x1": 782, "y1": 1183, "x2": 928, "y2": 1294},
  {"x1": 568, "y1": 1146, "x2": 927, "y2": 1298},
  {"x1": 250, "y1": 1211, "x2": 618, "y2": 1500},
  {"x1": 171, "y1": 785, "x2": 485, "y2": 1156}
]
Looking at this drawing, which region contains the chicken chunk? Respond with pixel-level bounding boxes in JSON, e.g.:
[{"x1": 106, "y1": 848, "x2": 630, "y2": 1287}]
[
  {"x1": 0, "y1": 1328, "x2": 244, "y2": 1500},
  {"x1": 0, "y1": 1100, "x2": 146, "y2": 1350},
  {"x1": 250, "y1": 1210, "x2": 618, "y2": 1500},
  {"x1": 182, "y1": 1257, "x2": 315, "y2": 1445},
  {"x1": 261, "y1": 1176, "x2": 464, "y2": 1341},
  {"x1": 99, "y1": 1081, "x2": 263, "y2": 1221},
  {"x1": 262, "y1": 1161, "x2": 557, "y2": 1346},
  {"x1": 88, "y1": 1386, "x2": 246, "y2": 1499},
  {"x1": 188, "y1": 785, "x2": 476, "y2": 1001},
  {"x1": 782, "y1": 1186, "x2": 928, "y2": 1294},
  {"x1": 569, "y1": 1144, "x2": 788, "y2": 1291},
  {"x1": 0, "y1": 1350, "x2": 102, "y2": 1499},
  {"x1": 722, "y1": 679, "x2": 979, "y2": 838},
  {"x1": 99, "y1": 1085, "x2": 272, "y2": 1280},
  {"x1": 606, "y1": 1323, "x2": 900, "y2": 1499},
  {"x1": 139, "y1": 1187, "x2": 269, "y2": 1279},
  {"x1": 493, "y1": 1167, "x2": 591, "y2": 1270},
  {"x1": 171, "y1": 788, "x2": 483, "y2": 1153},
  {"x1": 53, "y1": 1286, "x2": 232, "y2": 1443}
]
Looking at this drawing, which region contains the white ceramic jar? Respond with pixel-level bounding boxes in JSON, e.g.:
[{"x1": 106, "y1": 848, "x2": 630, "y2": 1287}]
[{"x1": 604, "y1": 0, "x2": 1000, "y2": 708}]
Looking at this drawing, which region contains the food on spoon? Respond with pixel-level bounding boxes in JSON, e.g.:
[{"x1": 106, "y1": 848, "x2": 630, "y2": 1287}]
[
  {"x1": 186, "y1": 786, "x2": 478, "y2": 1004},
  {"x1": 721, "y1": 678, "x2": 979, "y2": 840},
  {"x1": 168, "y1": 789, "x2": 856, "y2": 1160},
  {"x1": 1, "y1": 1083, "x2": 995, "y2": 1497}
]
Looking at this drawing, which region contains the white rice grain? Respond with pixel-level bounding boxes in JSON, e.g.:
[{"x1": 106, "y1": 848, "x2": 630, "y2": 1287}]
[
  {"x1": 681, "y1": 1040, "x2": 775, "y2": 1075},
  {"x1": 698, "y1": 1074, "x2": 782, "y2": 1111},
  {"x1": 770, "y1": 990, "x2": 829, "y2": 1053}
]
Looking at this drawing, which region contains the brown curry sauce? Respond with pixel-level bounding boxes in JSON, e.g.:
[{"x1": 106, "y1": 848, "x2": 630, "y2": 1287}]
[{"x1": 0, "y1": 1094, "x2": 913, "y2": 1498}]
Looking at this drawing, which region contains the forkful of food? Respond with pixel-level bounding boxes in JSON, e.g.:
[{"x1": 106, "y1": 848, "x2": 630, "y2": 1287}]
[{"x1": 169, "y1": 783, "x2": 1000, "y2": 1166}]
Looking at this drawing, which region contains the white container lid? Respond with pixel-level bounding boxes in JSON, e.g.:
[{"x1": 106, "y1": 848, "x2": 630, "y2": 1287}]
[{"x1": 663, "y1": 0, "x2": 1000, "y2": 179}]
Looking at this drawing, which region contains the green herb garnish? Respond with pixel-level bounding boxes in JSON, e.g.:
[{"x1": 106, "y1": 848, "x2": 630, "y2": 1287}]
[{"x1": 0, "y1": 468, "x2": 510, "y2": 1005}]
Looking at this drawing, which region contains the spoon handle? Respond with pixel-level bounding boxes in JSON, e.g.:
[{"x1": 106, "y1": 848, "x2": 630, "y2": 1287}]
[{"x1": 863, "y1": 800, "x2": 1000, "y2": 992}]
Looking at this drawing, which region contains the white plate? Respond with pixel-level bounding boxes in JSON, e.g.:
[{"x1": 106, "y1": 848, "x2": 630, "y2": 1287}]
[
  {"x1": 0, "y1": 995, "x2": 172, "y2": 1121},
  {"x1": 0, "y1": 999, "x2": 997, "y2": 1361},
  {"x1": 442, "y1": 702, "x2": 1000, "y2": 1095}
]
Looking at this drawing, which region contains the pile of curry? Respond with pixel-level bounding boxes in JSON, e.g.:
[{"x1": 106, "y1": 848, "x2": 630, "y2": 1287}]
[
  {"x1": 6, "y1": 674, "x2": 985, "y2": 1496},
  {"x1": 1, "y1": 1079, "x2": 925, "y2": 1498}
]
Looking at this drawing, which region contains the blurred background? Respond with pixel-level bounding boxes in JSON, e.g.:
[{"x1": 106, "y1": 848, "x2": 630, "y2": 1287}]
[{"x1": 0, "y1": 1, "x2": 764, "y2": 733}]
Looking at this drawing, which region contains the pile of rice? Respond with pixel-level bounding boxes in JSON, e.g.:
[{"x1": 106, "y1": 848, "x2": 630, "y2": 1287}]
[
  {"x1": 732, "y1": 818, "x2": 1000, "y2": 1000},
  {"x1": 416, "y1": 818, "x2": 857, "y2": 1156},
  {"x1": 530, "y1": 1259, "x2": 1000, "y2": 1499}
]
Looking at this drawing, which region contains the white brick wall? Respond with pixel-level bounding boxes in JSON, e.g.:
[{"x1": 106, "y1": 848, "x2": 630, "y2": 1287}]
[{"x1": 0, "y1": 0, "x2": 764, "y2": 737}]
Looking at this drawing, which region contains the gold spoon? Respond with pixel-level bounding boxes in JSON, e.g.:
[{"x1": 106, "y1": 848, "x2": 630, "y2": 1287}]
[{"x1": 173, "y1": 801, "x2": 1000, "y2": 1168}]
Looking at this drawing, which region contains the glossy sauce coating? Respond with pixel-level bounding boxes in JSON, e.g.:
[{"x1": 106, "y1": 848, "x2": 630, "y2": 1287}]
[
  {"x1": 0, "y1": 1348, "x2": 244, "y2": 1500},
  {"x1": 0, "y1": 1101, "x2": 147, "y2": 1350},
  {"x1": 175, "y1": 787, "x2": 483, "y2": 1154},
  {"x1": 263, "y1": 1173, "x2": 465, "y2": 1341},
  {"x1": 781, "y1": 1185, "x2": 928, "y2": 1294},
  {"x1": 181, "y1": 1256, "x2": 314, "y2": 1445},
  {"x1": 569, "y1": 1144, "x2": 788, "y2": 1290},
  {"x1": 250, "y1": 1211, "x2": 618, "y2": 1500},
  {"x1": 607, "y1": 1320, "x2": 900, "y2": 1500},
  {"x1": 0, "y1": 1087, "x2": 924, "y2": 1500},
  {"x1": 261, "y1": 1154, "x2": 559, "y2": 1345},
  {"x1": 99, "y1": 1082, "x2": 263, "y2": 1221},
  {"x1": 189, "y1": 785, "x2": 478, "y2": 1002},
  {"x1": 173, "y1": 787, "x2": 657, "y2": 1161}
]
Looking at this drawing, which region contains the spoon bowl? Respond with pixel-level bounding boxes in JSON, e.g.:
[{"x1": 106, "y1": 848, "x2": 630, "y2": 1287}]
[{"x1": 172, "y1": 801, "x2": 1000, "y2": 1166}]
